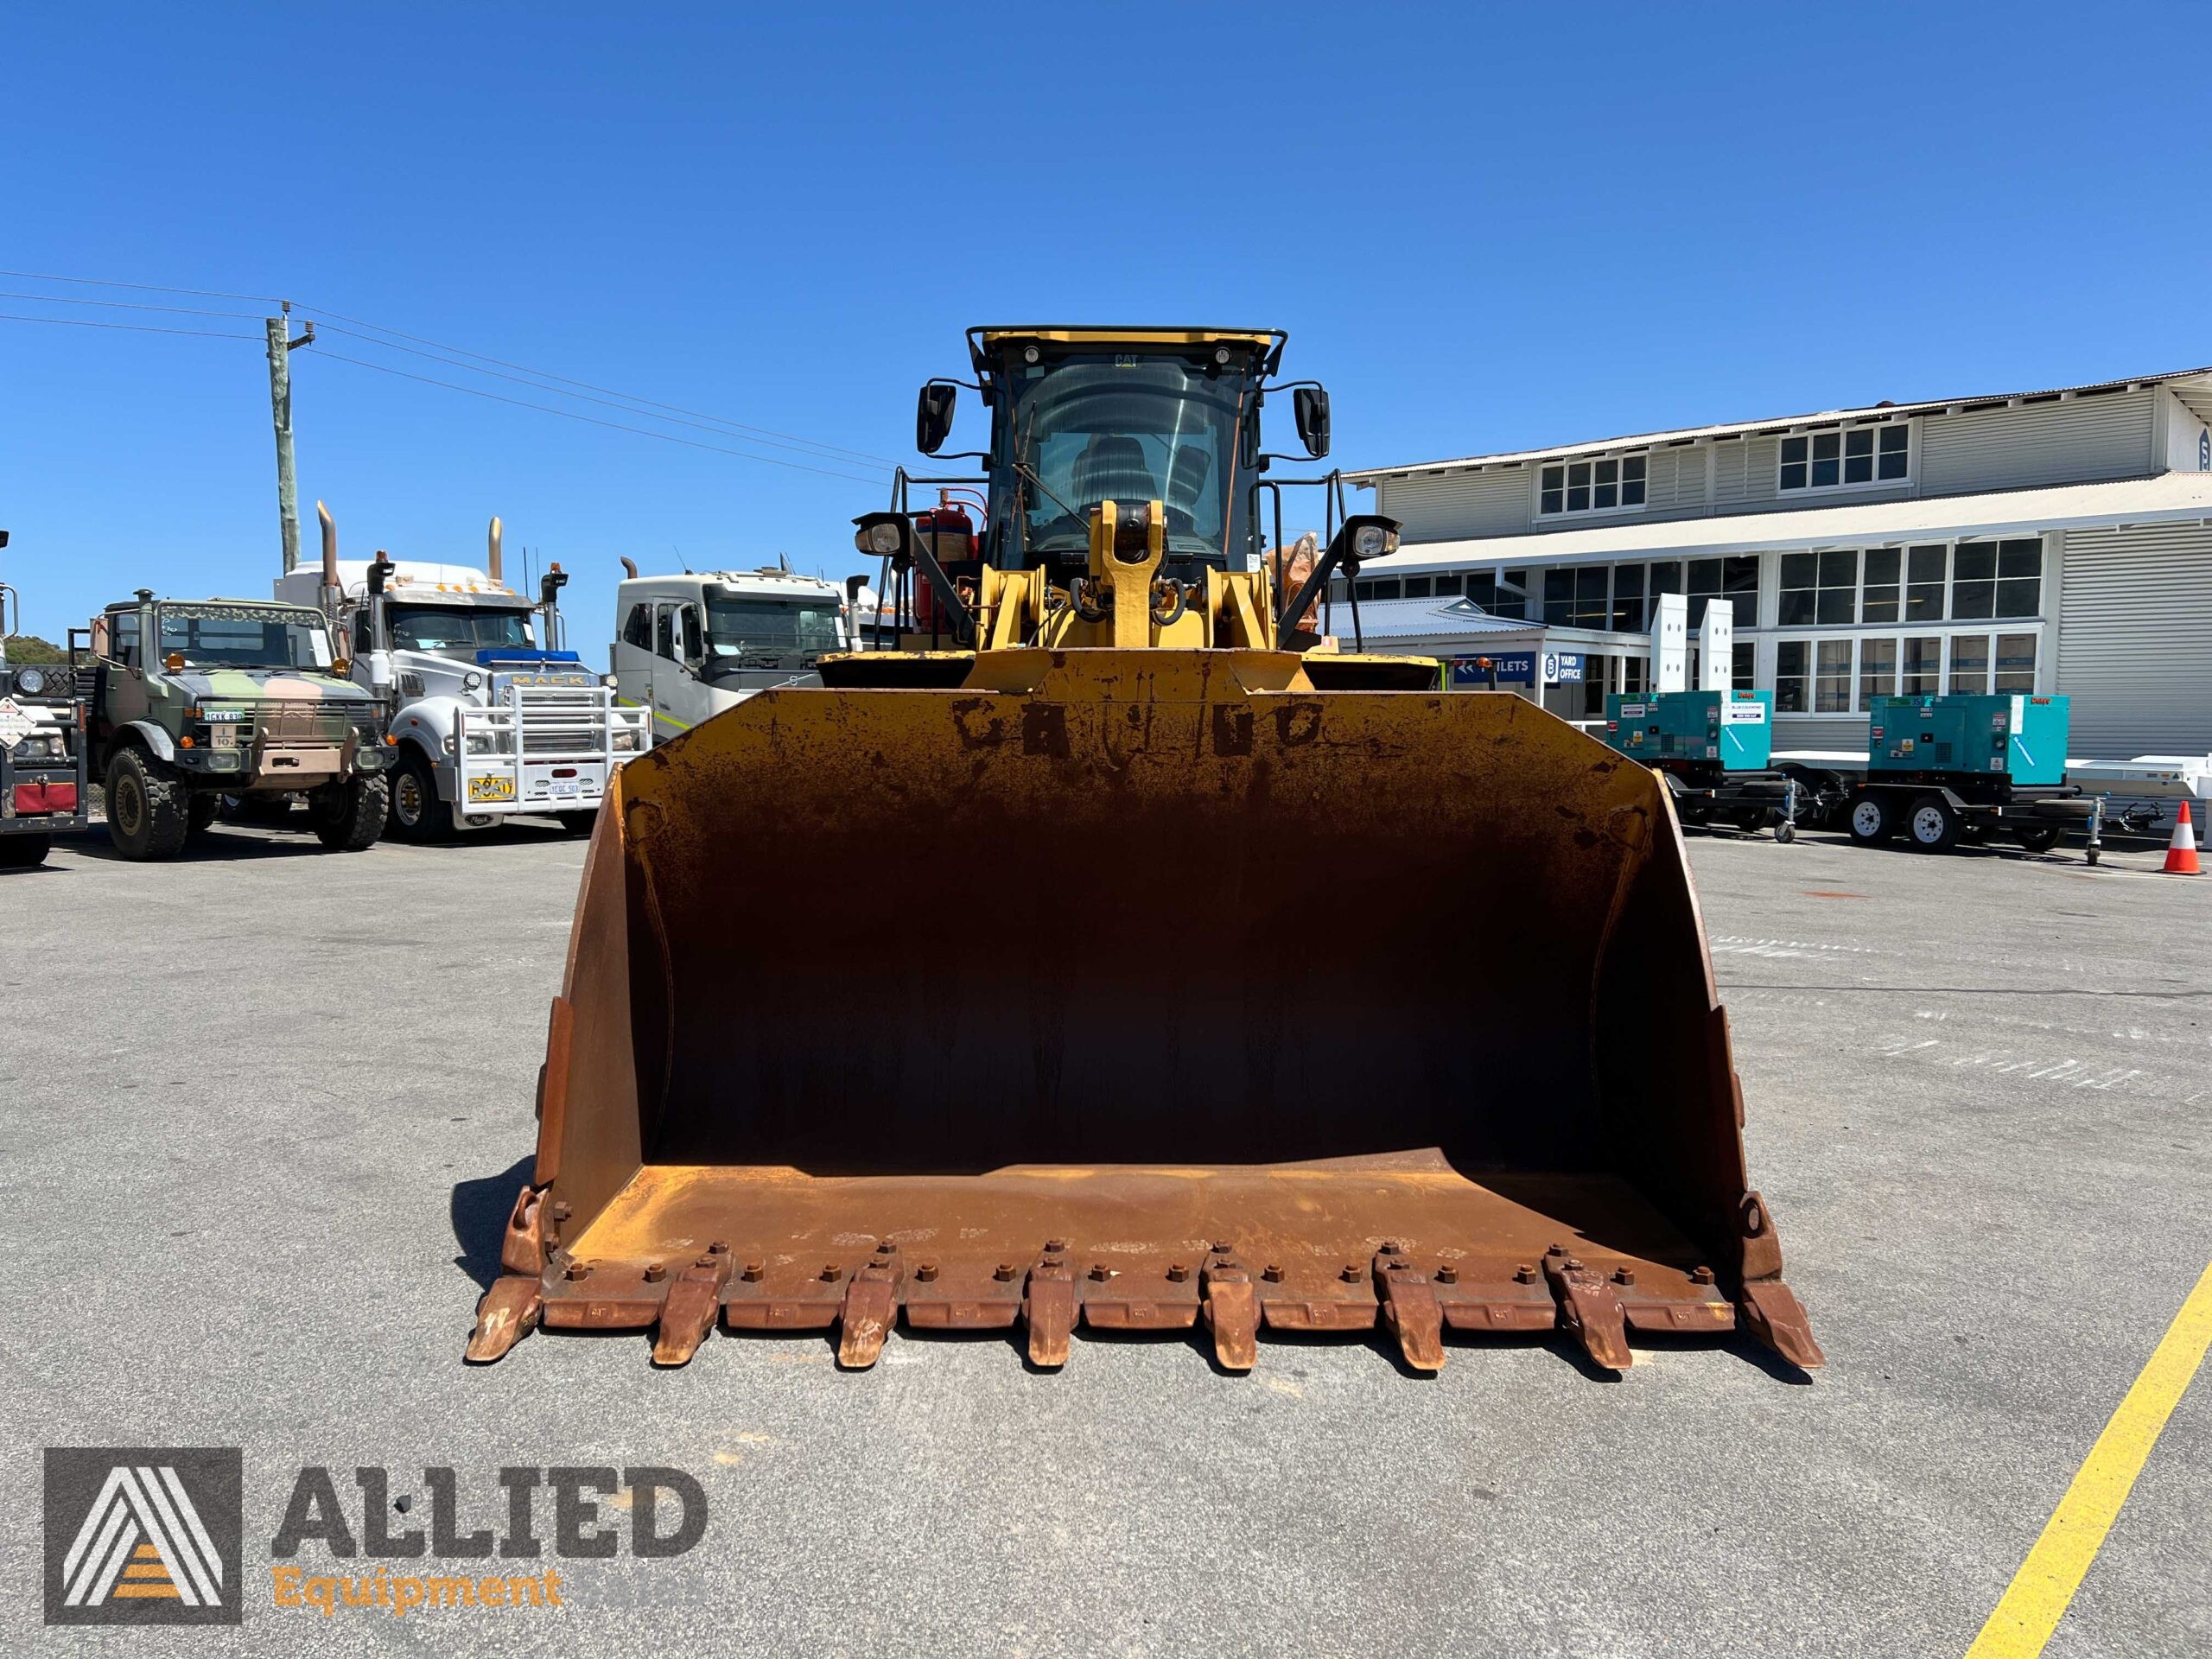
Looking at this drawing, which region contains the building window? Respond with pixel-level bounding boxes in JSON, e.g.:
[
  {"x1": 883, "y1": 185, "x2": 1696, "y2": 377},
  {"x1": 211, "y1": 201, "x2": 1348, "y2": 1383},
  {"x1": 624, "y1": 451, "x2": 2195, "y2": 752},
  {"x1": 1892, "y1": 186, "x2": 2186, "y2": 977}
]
[
  {"x1": 1778, "y1": 549, "x2": 1859, "y2": 626},
  {"x1": 1780, "y1": 422, "x2": 1908, "y2": 491},
  {"x1": 1402, "y1": 576, "x2": 1433, "y2": 600},
  {"x1": 1776, "y1": 640, "x2": 1808, "y2": 713},
  {"x1": 1687, "y1": 556, "x2": 1758, "y2": 628},
  {"x1": 1543, "y1": 566, "x2": 1611, "y2": 628},
  {"x1": 1949, "y1": 632, "x2": 1990, "y2": 695},
  {"x1": 1465, "y1": 570, "x2": 1530, "y2": 620},
  {"x1": 1624, "y1": 656, "x2": 1647, "y2": 695},
  {"x1": 1540, "y1": 454, "x2": 1647, "y2": 516},
  {"x1": 1431, "y1": 572, "x2": 1464, "y2": 597},
  {"x1": 1948, "y1": 537, "x2": 2043, "y2": 620},
  {"x1": 1901, "y1": 635, "x2": 1941, "y2": 696},
  {"x1": 1732, "y1": 641, "x2": 1756, "y2": 690},
  {"x1": 1858, "y1": 637, "x2": 1897, "y2": 709},
  {"x1": 1611, "y1": 563, "x2": 1644, "y2": 632},
  {"x1": 1995, "y1": 632, "x2": 2037, "y2": 693},
  {"x1": 1906, "y1": 546, "x2": 1947, "y2": 622},
  {"x1": 1815, "y1": 640, "x2": 1852, "y2": 712},
  {"x1": 1357, "y1": 577, "x2": 1402, "y2": 601}
]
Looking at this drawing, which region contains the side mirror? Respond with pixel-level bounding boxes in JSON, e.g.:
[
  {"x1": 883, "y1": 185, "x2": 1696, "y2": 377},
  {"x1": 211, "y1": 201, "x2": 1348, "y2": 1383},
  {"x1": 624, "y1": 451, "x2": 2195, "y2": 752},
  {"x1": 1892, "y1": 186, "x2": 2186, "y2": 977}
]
[
  {"x1": 1294, "y1": 386, "x2": 1332, "y2": 459},
  {"x1": 916, "y1": 382, "x2": 958, "y2": 455},
  {"x1": 540, "y1": 561, "x2": 569, "y2": 608}
]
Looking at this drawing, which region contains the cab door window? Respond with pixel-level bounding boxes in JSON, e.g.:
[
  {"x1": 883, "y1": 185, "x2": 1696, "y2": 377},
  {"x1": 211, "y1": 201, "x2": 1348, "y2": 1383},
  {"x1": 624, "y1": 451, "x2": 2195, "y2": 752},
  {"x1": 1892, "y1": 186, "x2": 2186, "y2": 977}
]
[
  {"x1": 108, "y1": 612, "x2": 142, "y2": 668},
  {"x1": 655, "y1": 604, "x2": 680, "y2": 659}
]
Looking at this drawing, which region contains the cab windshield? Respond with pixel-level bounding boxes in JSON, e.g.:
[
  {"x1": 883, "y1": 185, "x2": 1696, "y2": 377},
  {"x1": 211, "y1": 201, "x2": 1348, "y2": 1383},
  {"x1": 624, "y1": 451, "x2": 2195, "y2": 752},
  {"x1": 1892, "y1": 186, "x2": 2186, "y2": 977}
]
[
  {"x1": 702, "y1": 597, "x2": 843, "y2": 670},
  {"x1": 1002, "y1": 353, "x2": 1252, "y2": 566},
  {"x1": 157, "y1": 604, "x2": 334, "y2": 671},
  {"x1": 388, "y1": 604, "x2": 536, "y2": 658}
]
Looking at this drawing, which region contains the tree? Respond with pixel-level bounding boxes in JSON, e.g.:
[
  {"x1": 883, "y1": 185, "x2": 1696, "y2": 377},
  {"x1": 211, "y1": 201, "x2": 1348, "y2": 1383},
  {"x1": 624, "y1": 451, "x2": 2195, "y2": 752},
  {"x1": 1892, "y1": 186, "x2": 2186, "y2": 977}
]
[{"x1": 1, "y1": 634, "x2": 66, "y2": 664}]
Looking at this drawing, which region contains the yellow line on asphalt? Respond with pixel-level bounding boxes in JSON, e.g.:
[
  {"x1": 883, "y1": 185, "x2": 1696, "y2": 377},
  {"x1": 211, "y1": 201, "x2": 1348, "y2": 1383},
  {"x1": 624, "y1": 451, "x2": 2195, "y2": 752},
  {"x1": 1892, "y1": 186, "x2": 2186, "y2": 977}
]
[{"x1": 1965, "y1": 1259, "x2": 2212, "y2": 1657}]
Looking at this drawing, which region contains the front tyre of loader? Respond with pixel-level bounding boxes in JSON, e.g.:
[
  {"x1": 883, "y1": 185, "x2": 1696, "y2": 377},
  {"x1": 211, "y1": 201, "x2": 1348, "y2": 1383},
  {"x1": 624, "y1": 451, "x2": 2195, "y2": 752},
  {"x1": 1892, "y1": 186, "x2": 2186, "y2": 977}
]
[
  {"x1": 1846, "y1": 788, "x2": 1894, "y2": 846},
  {"x1": 0, "y1": 835, "x2": 52, "y2": 869},
  {"x1": 1907, "y1": 794, "x2": 1961, "y2": 853},
  {"x1": 308, "y1": 774, "x2": 390, "y2": 851},
  {"x1": 105, "y1": 747, "x2": 190, "y2": 861},
  {"x1": 385, "y1": 745, "x2": 451, "y2": 842}
]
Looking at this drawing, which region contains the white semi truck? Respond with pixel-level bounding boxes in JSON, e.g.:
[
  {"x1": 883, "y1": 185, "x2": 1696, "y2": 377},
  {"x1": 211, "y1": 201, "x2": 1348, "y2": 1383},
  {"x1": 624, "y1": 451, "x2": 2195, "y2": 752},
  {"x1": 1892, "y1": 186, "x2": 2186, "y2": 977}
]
[
  {"x1": 276, "y1": 506, "x2": 645, "y2": 838},
  {"x1": 612, "y1": 563, "x2": 855, "y2": 745}
]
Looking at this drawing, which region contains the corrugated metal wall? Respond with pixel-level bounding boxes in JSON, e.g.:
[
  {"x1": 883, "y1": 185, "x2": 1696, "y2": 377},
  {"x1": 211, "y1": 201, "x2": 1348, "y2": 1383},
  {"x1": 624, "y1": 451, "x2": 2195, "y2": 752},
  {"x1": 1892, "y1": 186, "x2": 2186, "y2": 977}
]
[
  {"x1": 1920, "y1": 390, "x2": 2156, "y2": 494},
  {"x1": 1771, "y1": 716, "x2": 1859, "y2": 757},
  {"x1": 1379, "y1": 466, "x2": 1531, "y2": 542},
  {"x1": 2056, "y1": 521, "x2": 2212, "y2": 757}
]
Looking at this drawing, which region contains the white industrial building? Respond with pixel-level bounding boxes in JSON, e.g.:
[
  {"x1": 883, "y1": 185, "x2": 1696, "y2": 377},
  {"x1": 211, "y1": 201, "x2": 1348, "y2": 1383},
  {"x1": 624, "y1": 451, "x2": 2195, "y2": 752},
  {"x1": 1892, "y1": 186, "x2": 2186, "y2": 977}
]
[{"x1": 1338, "y1": 365, "x2": 2212, "y2": 757}]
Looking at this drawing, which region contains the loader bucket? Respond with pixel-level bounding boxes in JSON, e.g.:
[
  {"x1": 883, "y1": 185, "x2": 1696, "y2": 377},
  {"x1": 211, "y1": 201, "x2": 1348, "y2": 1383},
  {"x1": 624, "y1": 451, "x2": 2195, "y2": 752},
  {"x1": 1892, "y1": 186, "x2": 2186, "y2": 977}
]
[{"x1": 468, "y1": 648, "x2": 1821, "y2": 1376}]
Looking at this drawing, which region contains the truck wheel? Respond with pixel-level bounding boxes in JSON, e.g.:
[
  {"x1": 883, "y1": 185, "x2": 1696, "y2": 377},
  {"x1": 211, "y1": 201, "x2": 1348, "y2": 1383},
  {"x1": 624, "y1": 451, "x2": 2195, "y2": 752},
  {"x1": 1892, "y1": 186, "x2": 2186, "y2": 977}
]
[
  {"x1": 1846, "y1": 790, "x2": 1894, "y2": 845},
  {"x1": 2015, "y1": 824, "x2": 2063, "y2": 854},
  {"x1": 556, "y1": 809, "x2": 599, "y2": 836},
  {"x1": 308, "y1": 774, "x2": 390, "y2": 851},
  {"x1": 186, "y1": 792, "x2": 219, "y2": 842},
  {"x1": 0, "y1": 835, "x2": 51, "y2": 869},
  {"x1": 1908, "y1": 794, "x2": 1961, "y2": 853},
  {"x1": 385, "y1": 746, "x2": 451, "y2": 842},
  {"x1": 105, "y1": 747, "x2": 190, "y2": 861}
]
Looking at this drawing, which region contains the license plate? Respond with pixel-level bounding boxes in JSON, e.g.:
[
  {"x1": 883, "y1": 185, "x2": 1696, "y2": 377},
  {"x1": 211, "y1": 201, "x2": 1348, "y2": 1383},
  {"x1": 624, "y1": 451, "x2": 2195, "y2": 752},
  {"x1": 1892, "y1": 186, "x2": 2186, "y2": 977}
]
[
  {"x1": 550, "y1": 780, "x2": 582, "y2": 800},
  {"x1": 467, "y1": 775, "x2": 517, "y2": 803}
]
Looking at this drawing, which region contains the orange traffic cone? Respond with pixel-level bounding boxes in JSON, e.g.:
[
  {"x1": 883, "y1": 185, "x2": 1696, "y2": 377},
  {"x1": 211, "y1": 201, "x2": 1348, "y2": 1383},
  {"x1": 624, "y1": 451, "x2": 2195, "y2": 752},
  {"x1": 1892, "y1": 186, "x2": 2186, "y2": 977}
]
[{"x1": 2164, "y1": 800, "x2": 2202, "y2": 875}]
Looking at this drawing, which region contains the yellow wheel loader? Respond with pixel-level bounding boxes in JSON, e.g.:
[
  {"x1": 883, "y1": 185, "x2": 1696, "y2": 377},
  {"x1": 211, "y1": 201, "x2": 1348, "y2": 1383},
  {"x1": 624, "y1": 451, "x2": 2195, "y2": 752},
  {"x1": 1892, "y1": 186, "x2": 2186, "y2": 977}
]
[{"x1": 467, "y1": 327, "x2": 1821, "y2": 1377}]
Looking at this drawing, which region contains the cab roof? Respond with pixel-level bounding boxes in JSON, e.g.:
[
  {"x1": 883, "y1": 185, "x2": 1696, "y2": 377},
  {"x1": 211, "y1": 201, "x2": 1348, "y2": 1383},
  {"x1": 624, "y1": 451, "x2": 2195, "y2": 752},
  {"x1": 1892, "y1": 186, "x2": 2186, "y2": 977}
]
[{"x1": 969, "y1": 327, "x2": 1287, "y2": 376}]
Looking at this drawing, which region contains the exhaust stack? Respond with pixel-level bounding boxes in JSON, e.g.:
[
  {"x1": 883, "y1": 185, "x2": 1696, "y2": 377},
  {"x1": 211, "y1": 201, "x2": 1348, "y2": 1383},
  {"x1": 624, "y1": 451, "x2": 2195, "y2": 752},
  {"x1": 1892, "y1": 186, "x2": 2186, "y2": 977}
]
[
  {"x1": 488, "y1": 516, "x2": 505, "y2": 584},
  {"x1": 315, "y1": 500, "x2": 343, "y2": 639}
]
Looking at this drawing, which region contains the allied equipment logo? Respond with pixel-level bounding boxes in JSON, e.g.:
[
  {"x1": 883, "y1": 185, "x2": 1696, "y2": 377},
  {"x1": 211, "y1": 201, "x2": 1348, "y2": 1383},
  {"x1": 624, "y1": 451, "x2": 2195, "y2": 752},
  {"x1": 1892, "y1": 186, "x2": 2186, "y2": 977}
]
[{"x1": 43, "y1": 1448, "x2": 243, "y2": 1626}]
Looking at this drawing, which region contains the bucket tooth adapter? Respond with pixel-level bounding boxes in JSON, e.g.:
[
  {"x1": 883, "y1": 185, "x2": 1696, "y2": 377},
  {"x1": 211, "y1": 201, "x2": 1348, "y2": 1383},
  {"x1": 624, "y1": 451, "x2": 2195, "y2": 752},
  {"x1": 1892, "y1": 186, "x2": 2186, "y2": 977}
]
[{"x1": 468, "y1": 327, "x2": 1821, "y2": 1378}]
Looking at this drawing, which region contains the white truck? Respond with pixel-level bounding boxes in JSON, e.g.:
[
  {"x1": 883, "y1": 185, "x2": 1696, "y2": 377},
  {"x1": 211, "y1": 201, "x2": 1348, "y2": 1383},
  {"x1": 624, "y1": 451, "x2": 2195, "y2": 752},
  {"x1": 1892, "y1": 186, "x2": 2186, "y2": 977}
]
[
  {"x1": 612, "y1": 563, "x2": 855, "y2": 746},
  {"x1": 276, "y1": 508, "x2": 645, "y2": 839}
]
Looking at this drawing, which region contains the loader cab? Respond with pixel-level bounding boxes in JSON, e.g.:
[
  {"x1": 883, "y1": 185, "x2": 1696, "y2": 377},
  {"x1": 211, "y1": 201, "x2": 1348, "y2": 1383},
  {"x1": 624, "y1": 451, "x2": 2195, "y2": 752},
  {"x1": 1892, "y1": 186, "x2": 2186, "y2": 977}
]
[{"x1": 963, "y1": 328, "x2": 1287, "y2": 584}]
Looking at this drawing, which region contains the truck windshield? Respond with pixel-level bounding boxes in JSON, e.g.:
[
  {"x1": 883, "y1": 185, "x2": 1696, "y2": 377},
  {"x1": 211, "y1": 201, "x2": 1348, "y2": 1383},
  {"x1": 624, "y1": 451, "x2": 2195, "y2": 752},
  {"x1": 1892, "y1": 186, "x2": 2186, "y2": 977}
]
[
  {"x1": 703, "y1": 598, "x2": 842, "y2": 663},
  {"x1": 157, "y1": 604, "x2": 334, "y2": 671},
  {"x1": 1004, "y1": 353, "x2": 1249, "y2": 565},
  {"x1": 388, "y1": 605, "x2": 536, "y2": 657}
]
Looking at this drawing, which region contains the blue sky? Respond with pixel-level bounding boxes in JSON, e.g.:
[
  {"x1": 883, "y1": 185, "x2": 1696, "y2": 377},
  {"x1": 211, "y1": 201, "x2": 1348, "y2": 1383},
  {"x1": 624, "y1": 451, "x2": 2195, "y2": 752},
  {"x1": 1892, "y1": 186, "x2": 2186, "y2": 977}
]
[{"x1": 2, "y1": 3, "x2": 2204, "y2": 643}]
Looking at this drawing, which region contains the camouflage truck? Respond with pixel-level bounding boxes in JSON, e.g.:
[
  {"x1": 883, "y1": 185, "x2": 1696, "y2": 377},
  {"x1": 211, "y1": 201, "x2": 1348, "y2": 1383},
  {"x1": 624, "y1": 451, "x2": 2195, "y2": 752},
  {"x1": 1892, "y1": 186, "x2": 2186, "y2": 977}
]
[{"x1": 77, "y1": 590, "x2": 392, "y2": 860}]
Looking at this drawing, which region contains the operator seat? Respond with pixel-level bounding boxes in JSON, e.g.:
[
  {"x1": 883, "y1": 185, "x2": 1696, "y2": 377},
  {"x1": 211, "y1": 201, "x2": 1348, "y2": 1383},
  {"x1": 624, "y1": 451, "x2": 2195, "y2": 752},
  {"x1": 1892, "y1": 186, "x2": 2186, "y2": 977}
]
[{"x1": 1073, "y1": 435, "x2": 1160, "y2": 509}]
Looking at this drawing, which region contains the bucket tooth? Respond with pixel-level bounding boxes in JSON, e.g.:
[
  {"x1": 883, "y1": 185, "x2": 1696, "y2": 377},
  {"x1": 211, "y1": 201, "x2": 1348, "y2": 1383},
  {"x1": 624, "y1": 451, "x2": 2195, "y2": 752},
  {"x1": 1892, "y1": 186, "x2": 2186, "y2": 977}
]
[
  {"x1": 837, "y1": 1260, "x2": 902, "y2": 1370},
  {"x1": 1545, "y1": 1249, "x2": 1631, "y2": 1372},
  {"x1": 652, "y1": 1258, "x2": 730, "y2": 1368},
  {"x1": 465, "y1": 1274, "x2": 543, "y2": 1364},
  {"x1": 1738, "y1": 1280, "x2": 1825, "y2": 1370},
  {"x1": 1201, "y1": 1256, "x2": 1259, "y2": 1372},
  {"x1": 1374, "y1": 1250, "x2": 1446, "y2": 1372},
  {"x1": 1024, "y1": 1255, "x2": 1077, "y2": 1369}
]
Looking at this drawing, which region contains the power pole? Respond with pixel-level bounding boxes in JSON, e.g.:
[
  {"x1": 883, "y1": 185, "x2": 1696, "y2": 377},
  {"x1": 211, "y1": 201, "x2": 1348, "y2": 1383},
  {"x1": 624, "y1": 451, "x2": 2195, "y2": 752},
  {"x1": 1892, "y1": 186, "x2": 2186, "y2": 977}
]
[{"x1": 264, "y1": 302, "x2": 316, "y2": 574}]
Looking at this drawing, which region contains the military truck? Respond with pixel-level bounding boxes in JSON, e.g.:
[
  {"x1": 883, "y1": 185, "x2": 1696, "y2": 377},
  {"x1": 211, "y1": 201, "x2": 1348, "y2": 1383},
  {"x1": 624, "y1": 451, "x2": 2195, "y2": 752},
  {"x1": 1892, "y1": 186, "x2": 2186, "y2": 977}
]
[
  {"x1": 75, "y1": 589, "x2": 391, "y2": 860},
  {"x1": 0, "y1": 538, "x2": 92, "y2": 869}
]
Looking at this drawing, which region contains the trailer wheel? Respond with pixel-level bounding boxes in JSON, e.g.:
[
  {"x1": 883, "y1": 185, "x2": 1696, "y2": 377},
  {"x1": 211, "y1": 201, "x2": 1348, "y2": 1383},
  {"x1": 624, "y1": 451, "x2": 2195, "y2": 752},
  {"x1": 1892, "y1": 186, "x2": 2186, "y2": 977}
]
[
  {"x1": 386, "y1": 746, "x2": 451, "y2": 843},
  {"x1": 1908, "y1": 794, "x2": 1961, "y2": 853},
  {"x1": 105, "y1": 747, "x2": 190, "y2": 861},
  {"x1": 1846, "y1": 790, "x2": 1894, "y2": 845},
  {"x1": 0, "y1": 835, "x2": 52, "y2": 869},
  {"x1": 1774, "y1": 821, "x2": 1796, "y2": 845},
  {"x1": 2014, "y1": 824, "x2": 2063, "y2": 855}
]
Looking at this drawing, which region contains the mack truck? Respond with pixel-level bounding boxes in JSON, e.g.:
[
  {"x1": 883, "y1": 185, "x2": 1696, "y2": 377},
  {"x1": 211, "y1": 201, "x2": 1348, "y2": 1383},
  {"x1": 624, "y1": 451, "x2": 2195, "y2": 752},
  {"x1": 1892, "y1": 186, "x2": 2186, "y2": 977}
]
[
  {"x1": 0, "y1": 535, "x2": 92, "y2": 869},
  {"x1": 276, "y1": 506, "x2": 645, "y2": 839},
  {"x1": 611, "y1": 560, "x2": 853, "y2": 746},
  {"x1": 72, "y1": 589, "x2": 391, "y2": 860}
]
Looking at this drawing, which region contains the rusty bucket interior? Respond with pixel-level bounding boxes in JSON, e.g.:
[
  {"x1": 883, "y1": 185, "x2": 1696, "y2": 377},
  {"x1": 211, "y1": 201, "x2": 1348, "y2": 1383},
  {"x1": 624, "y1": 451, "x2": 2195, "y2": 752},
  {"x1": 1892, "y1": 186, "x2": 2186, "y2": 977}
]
[{"x1": 468, "y1": 649, "x2": 1820, "y2": 1376}]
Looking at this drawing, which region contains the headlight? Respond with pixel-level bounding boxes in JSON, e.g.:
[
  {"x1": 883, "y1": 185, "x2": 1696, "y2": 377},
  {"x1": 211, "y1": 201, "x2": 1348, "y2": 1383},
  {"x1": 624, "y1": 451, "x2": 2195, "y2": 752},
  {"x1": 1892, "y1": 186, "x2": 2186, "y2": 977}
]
[
  {"x1": 1353, "y1": 524, "x2": 1392, "y2": 559},
  {"x1": 462, "y1": 671, "x2": 483, "y2": 691},
  {"x1": 867, "y1": 521, "x2": 904, "y2": 555},
  {"x1": 14, "y1": 666, "x2": 47, "y2": 696}
]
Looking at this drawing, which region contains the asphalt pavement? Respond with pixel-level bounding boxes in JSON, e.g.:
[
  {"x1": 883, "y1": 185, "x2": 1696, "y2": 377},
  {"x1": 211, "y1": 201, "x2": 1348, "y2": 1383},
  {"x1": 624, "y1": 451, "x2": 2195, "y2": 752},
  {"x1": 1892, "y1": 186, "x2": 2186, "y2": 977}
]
[{"x1": 1, "y1": 815, "x2": 2205, "y2": 1656}]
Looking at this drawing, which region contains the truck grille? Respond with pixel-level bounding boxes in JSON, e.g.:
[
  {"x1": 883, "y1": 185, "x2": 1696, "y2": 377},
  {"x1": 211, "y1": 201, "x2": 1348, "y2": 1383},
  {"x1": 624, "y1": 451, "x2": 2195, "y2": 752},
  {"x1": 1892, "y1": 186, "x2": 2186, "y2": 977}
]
[{"x1": 516, "y1": 688, "x2": 607, "y2": 755}]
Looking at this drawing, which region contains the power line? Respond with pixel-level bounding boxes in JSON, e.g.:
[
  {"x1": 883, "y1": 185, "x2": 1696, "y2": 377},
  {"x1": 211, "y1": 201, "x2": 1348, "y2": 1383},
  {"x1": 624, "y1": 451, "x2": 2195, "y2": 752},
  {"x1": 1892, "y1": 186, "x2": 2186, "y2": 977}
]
[
  {"x1": 0, "y1": 289, "x2": 264, "y2": 321},
  {"x1": 307, "y1": 304, "x2": 900, "y2": 467},
  {"x1": 312, "y1": 321, "x2": 892, "y2": 470},
  {"x1": 0, "y1": 268, "x2": 285, "y2": 305},
  {"x1": 311, "y1": 347, "x2": 889, "y2": 485},
  {"x1": 0, "y1": 311, "x2": 262, "y2": 341}
]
